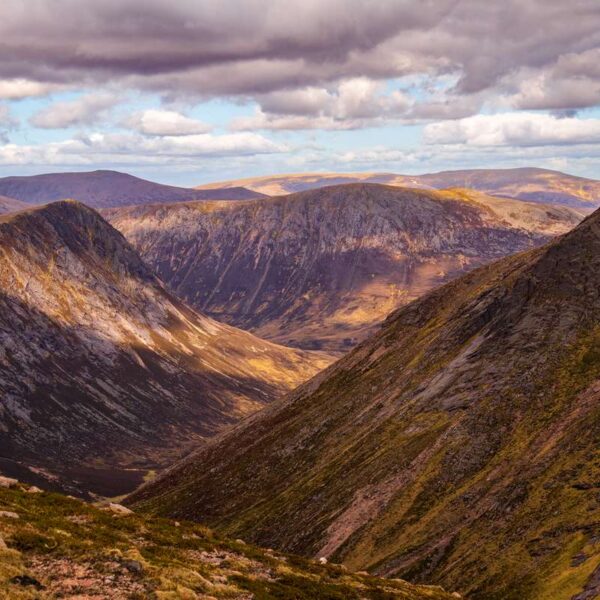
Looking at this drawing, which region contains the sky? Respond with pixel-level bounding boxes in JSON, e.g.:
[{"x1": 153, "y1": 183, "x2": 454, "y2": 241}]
[{"x1": 0, "y1": 0, "x2": 599, "y2": 187}]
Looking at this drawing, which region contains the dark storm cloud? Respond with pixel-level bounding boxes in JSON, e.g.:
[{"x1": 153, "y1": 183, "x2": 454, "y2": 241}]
[{"x1": 0, "y1": 0, "x2": 599, "y2": 111}]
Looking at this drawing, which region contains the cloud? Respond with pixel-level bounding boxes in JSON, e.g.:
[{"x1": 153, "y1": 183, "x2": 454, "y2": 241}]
[
  {"x1": 0, "y1": 0, "x2": 596, "y2": 115},
  {"x1": 0, "y1": 131, "x2": 284, "y2": 167},
  {"x1": 0, "y1": 79, "x2": 64, "y2": 100},
  {"x1": 232, "y1": 78, "x2": 412, "y2": 130},
  {"x1": 424, "y1": 113, "x2": 600, "y2": 147},
  {"x1": 30, "y1": 93, "x2": 121, "y2": 129},
  {"x1": 125, "y1": 109, "x2": 212, "y2": 136}
]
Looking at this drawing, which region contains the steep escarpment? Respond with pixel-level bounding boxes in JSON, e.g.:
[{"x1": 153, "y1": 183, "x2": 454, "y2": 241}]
[
  {"x1": 130, "y1": 207, "x2": 600, "y2": 599},
  {"x1": 0, "y1": 170, "x2": 261, "y2": 209},
  {"x1": 108, "y1": 183, "x2": 581, "y2": 353},
  {"x1": 0, "y1": 201, "x2": 327, "y2": 496}
]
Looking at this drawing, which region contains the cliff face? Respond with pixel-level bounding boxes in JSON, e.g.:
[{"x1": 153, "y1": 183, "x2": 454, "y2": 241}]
[
  {"x1": 0, "y1": 169, "x2": 262, "y2": 208},
  {"x1": 108, "y1": 183, "x2": 582, "y2": 353},
  {"x1": 131, "y1": 207, "x2": 600, "y2": 600},
  {"x1": 0, "y1": 201, "x2": 327, "y2": 496}
]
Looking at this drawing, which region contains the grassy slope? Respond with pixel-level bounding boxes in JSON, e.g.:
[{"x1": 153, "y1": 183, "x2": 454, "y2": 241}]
[
  {"x1": 129, "y1": 210, "x2": 600, "y2": 599},
  {"x1": 0, "y1": 483, "x2": 456, "y2": 599}
]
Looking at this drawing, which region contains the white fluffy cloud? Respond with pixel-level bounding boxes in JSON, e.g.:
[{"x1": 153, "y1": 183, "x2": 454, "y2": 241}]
[
  {"x1": 125, "y1": 109, "x2": 212, "y2": 136},
  {"x1": 0, "y1": 79, "x2": 64, "y2": 100},
  {"x1": 30, "y1": 93, "x2": 121, "y2": 129},
  {"x1": 424, "y1": 113, "x2": 600, "y2": 147},
  {"x1": 232, "y1": 78, "x2": 412, "y2": 130},
  {"x1": 0, "y1": 131, "x2": 284, "y2": 166}
]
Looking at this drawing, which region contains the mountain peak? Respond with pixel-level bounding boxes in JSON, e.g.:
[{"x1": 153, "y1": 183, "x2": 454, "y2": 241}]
[{"x1": 0, "y1": 200, "x2": 327, "y2": 496}]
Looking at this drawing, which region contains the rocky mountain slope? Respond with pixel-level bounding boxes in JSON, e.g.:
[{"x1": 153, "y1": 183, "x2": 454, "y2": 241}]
[
  {"x1": 0, "y1": 201, "x2": 327, "y2": 497},
  {"x1": 0, "y1": 170, "x2": 261, "y2": 209},
  {"x1": 130, "y1": 206, "x2": 600, "y2": 599},
  {"x1": 107, "y1": 183, "x2": 582, "y2": 353},
  {"x1": 199, "y1": 167, "x2": 600, "y2": 208},
  {"x1": 0, "y1": 481, "x2": 457, "y2": 600},
  {"x1": 0, "y1": 195, "x2": 28, "y2": 215}
]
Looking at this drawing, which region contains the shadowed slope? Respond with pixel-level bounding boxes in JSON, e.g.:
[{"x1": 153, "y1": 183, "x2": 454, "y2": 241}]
[
  {"x1": 0, "y1": 201, "x2": 328, "y2": 496},
  {"x1": 130, "y1": 206, "x2": 600, "y2": 599}
]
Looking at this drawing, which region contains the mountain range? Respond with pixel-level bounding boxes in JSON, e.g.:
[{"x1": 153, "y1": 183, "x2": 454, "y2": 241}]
[
  {"x1": 130, "y1": 204, "x2": 600, "y2": 599},
  {"x1": 0, "y1": 201, "x2": 326, "y2": 497},
  {"x1": 0, "y1": 170, "x2": 262, "y2": 209},
  {"x1": 199, "y1": 167, "x2": 600, "y2": 209},
  {"x1": 107, "y1": 183, "x2": 582, "y2": 353}
]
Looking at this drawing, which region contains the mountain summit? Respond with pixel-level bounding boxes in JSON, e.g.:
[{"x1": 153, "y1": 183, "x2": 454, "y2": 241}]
[
  {"x1": 130, "y1": 204, "x2": 600, "y2": 599},
  {"x1": 0, "y1": 201, "x2": 327, "y2": 496}
]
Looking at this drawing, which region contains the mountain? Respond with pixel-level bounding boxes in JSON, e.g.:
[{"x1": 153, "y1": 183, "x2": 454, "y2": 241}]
[
  {"x1": 106, "y1": 183, "x2": 582, "y2": 353},
  {"x1": 0, "y1": 201, "x2": 328, "y2": 497},
  {"x1": 199, "y1": 167, "x2": 600, "y2": 208},
  {"x1": 0, "y1": 170, "x2": 262, "y2": 209},
  {"x1": 0, "y1": 195, "x2": 29, "y2": 214},
  {"x1": 0, "y1": 482, "x2": 457, "y2": 600},
  {"x1": 130, "y1": 207, "x2": 600, "y2": 599}
]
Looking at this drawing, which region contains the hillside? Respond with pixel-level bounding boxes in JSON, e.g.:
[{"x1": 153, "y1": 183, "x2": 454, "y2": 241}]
[
  {"x1": 199, "y1": 167, "x2": 600, "y2": 208},
  {"x1": 130, "y1": 206, "x2": 600, "y2": 599},
  {"x1": 0, "y1": 201, "x2": 327, "y2": 497},
  {"x1": 107, "y1": 183, "x2": 582, "y2": 353},
  {"x1": 0, "y1": 481, "x2": 457, "y2": 600},
  {"x1": 0, "y1": 170, "x2": 262, "y2": 209},
  {"x1": 0, "y1": 196, "x2": 29, "y2": 214}
]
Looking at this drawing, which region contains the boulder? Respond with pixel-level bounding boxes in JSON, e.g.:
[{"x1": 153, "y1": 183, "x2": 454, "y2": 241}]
[
  {"x1": 0, "y1": 511, "x2": 19, "y2": 519},
  {"x1": 0, "y1": 476, "x2": 18, "y2": 489},
  {"x1": 105, "y1": 503, "x2": 133, "y2": 516}
]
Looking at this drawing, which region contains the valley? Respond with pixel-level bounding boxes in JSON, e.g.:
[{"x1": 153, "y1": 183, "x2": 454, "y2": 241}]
[
  {"x1": 130, "y1": 204, "x2": 600, "y2": 599},
  {"x1": 0, "y1": 201, "x2": 327, "y2": 497}
]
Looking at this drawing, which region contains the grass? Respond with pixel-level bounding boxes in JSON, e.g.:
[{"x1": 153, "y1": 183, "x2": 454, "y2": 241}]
[{"x1": 0, "y1": 483, "x2": 457, "y2": 599}]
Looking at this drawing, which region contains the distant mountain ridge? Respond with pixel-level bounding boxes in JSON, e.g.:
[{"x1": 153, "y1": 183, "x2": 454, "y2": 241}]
[
  {"x1": 0, "y1": 169, "x2": 262, "y2": 208},
  {"x1": 130, "y1": 203, "x2": 600, "y2": 599},
  {"x1": 198, "y1": 167, "x2": 600, "y2": 208},
  {"x1": 0, "y1": 201, "x2": 327, "y2": 496},
  {"x1": 107, "y1": 183, "x2": 582, "y2": 353}
]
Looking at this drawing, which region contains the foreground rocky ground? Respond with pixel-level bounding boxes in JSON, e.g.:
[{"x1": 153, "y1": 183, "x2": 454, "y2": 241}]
[{"x1": 0, "y1": 479, "x2": 457, "y2": 599}]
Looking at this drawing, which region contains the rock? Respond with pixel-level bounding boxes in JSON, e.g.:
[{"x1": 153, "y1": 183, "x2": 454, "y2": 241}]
[
  {"x1": 0, "y1": 535, "x2": 7, "y2": 549},
  {"x1": 174, "y1": 521, "x2": 181, "y2": 527},
  {"x1": 235, "y1": 538, "x2": 246, "y2": 545},
  {"x1": 356, "y1": 571, "x2": 370, "y2": 576},
  {"x1": 122, "y1": 560, "x2": 143, "y2": 574},
  {"x1": 26, "y1": 486, "x2": 42, "y2": 494},
  {"x1": 0, "y1": 511, "x2": 19, "y2": 519},
  {"x1": 318, "y1": 557, "x2": 328, "y2": 565},
  {"x1": 9, "y1": 575, "x2": 45, "y2": 590},
  {"x1": 0, "y1": 476, "x2": 18, "y2": 488},
  {"x1": 105, "y1": 503, "x2": 133, "y2": 516}
]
